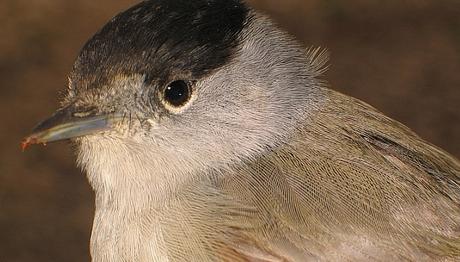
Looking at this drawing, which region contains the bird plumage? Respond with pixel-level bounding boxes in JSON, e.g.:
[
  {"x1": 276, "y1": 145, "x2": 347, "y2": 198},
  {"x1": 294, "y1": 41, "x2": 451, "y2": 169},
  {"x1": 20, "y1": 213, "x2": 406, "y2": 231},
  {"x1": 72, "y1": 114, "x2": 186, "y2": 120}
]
[
  {"x1": 215, "y1": 89, "x2": 460, "y2": 260},
  {"x1": 25, "y1": 0, "x2": 460, "y2": 261},
  {"x1": 82, "y1": 86, "x2": 460, "y2": 261}
]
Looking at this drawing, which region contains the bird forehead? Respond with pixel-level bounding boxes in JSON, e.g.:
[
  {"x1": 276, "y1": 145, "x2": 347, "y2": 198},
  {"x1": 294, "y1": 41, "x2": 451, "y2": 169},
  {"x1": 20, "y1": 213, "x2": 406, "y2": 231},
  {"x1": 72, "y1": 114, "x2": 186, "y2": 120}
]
[
  {"x1": 67, "y1": 74, "x2": 147, "y2": 109},
  {"x1": 70, "y1": 0, "x2": 250, "y2": 92}
]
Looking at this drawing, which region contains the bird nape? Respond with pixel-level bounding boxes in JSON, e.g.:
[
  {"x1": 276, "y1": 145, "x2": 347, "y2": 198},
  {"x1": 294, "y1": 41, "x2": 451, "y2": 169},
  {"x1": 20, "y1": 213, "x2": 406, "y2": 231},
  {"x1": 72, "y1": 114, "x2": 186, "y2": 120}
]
[{"x1": 23, "y1": 0, "x2": 460, "y2": 261}]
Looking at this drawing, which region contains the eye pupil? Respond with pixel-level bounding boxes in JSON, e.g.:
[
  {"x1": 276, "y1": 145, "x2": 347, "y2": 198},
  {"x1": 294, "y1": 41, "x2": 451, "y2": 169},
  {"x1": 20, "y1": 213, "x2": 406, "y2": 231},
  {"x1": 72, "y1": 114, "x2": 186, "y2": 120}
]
[{"x1": 164, "y1": 80, "x2": 191, "y2": 107}]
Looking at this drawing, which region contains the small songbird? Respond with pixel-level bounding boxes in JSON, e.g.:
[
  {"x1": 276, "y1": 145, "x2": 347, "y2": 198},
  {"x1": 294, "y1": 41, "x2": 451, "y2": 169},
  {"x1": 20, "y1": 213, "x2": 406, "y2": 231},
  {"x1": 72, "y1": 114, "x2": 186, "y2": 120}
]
[{"x1": 23, "y1": 0, "x2": 460, "y2": 261}]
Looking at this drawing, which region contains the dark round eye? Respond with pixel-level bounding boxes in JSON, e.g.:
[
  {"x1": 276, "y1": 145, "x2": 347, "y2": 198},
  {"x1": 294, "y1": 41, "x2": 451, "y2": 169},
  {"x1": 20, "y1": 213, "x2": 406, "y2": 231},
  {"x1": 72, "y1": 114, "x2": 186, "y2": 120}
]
[{"x1": 163, "y1": 80, "x2": 192, "y2": 107}]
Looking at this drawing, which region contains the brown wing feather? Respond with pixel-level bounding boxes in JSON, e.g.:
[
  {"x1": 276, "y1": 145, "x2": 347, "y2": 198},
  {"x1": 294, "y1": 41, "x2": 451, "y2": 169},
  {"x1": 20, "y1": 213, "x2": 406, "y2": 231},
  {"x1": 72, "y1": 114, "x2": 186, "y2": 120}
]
[{"x1": 217, "y1": 89, "x2": 460, "y2": 261}]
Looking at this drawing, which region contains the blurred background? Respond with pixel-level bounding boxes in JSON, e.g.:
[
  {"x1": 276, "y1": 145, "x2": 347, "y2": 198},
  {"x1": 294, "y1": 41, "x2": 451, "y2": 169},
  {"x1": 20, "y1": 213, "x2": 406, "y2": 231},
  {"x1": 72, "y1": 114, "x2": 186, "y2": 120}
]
[{"x1": 1, "y1": 0, "x2": 459, "y2": 261}]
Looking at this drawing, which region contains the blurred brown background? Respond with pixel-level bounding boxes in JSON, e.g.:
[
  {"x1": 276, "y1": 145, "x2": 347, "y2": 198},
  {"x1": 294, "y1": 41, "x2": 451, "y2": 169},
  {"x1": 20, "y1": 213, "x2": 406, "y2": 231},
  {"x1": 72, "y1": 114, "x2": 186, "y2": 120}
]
[{"x1": 1, "y1": 0, "x2": 459, "y2": 261}]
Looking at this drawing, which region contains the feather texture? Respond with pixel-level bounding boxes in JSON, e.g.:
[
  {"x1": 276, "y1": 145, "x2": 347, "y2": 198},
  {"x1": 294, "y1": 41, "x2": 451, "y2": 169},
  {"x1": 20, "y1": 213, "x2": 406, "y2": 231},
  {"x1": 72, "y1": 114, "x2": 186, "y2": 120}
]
[{"x1": 65, "y1": 2, "x2": 460, "y2": 261}]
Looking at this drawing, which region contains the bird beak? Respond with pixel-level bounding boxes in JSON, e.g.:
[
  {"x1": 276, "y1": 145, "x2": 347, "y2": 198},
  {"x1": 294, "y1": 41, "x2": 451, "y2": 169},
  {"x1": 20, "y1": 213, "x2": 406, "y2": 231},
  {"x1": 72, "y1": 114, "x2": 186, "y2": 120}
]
[{"x1": 22, "y1": 104, "x2": 121, "y2": 150}]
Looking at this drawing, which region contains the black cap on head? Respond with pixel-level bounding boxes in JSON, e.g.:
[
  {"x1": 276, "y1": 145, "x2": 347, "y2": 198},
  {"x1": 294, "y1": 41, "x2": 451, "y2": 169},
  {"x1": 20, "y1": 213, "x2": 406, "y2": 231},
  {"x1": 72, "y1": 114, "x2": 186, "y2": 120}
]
[{"x1": 71, "y1": 0, "x2": 250, "y2": 90}]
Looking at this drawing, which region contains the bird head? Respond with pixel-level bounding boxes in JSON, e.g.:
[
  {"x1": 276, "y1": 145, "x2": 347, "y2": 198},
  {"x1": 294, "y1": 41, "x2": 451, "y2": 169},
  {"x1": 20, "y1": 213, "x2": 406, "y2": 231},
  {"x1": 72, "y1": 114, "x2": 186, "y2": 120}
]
[{"x1": 23, "y1": 0, "x2": 327, "y2": 192}]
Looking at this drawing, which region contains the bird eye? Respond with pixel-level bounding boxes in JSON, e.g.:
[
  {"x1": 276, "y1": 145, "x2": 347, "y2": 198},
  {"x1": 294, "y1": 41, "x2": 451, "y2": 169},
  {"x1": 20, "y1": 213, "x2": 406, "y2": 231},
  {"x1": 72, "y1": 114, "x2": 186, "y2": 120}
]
[{"x1": 162, "y1": 80, "x2": 192, "y2": 108}]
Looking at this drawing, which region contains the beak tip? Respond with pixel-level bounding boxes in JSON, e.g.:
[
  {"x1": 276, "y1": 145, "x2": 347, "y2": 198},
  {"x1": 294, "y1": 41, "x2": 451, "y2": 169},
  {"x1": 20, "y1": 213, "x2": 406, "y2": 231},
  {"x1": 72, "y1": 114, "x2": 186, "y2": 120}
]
[
  {"x1": 21, "y1": 135, "x2": 44, "y2": 152},
  {"x1": 21, "y1": 136, "x2": 34, "y2": 151}
]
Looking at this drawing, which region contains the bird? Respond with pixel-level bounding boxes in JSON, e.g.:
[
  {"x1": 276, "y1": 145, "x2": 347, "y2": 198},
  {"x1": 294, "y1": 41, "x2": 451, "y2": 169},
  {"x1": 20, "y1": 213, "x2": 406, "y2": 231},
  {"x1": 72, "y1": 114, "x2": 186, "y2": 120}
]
[{"x1": 22, "y1": 0, "x2": 460, "y2": 261}]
